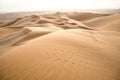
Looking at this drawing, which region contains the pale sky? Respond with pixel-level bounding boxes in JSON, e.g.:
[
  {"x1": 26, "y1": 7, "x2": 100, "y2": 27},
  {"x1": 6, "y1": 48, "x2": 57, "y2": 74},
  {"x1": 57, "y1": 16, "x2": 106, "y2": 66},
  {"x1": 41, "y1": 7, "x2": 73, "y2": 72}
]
[{"x1": 0, "y1": 0, "x2": 120, "y2": 12}]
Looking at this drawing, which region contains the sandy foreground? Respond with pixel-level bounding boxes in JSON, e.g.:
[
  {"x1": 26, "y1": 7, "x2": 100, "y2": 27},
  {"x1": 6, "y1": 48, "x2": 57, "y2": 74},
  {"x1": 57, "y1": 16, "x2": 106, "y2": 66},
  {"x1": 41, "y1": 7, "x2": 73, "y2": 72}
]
[{"x1": 0, "y1": 12, "x2": 120, "y2": 80}]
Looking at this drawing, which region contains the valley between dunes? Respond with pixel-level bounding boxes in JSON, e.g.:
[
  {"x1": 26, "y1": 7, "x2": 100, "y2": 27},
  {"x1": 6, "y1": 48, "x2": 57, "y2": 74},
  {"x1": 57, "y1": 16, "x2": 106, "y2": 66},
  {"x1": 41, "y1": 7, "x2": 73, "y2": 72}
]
[{"x1": 0, "y1": 12, "x2": 120, "y2": 80}]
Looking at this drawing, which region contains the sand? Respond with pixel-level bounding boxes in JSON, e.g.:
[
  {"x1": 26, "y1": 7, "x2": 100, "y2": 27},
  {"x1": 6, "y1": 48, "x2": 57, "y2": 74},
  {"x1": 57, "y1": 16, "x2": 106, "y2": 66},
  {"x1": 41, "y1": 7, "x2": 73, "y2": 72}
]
[
  {"x1": 83, "y1": 14, "x2": 120, "y2": 31},
  {"x1": 0, "y1": 12, "x2": 120, "y2": 80}
]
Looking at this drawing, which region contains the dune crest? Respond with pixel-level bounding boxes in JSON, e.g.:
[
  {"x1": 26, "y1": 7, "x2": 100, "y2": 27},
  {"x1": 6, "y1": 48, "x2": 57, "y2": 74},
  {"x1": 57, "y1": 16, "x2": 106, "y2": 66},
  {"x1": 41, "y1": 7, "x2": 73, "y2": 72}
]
[{"x1": 83, "y1": 14, "x2": 120, "y2": 31}]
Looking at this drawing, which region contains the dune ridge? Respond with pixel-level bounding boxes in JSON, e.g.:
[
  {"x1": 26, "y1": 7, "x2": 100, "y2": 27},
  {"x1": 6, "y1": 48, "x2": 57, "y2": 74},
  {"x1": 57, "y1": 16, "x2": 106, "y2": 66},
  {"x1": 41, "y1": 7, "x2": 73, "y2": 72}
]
[
  {"x1": 0, "y1": 12, "x2": 120, "y2": 80},
  {"x1": 83, "y1": 14, "x2": 120, "y2": 31}
]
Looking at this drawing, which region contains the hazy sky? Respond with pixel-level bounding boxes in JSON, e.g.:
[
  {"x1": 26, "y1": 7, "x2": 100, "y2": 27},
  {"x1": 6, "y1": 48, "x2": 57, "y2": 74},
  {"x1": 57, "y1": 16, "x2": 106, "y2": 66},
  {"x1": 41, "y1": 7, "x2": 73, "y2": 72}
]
[{"x1": 0, "y1": 0, "x2": 120, "y2": 12}]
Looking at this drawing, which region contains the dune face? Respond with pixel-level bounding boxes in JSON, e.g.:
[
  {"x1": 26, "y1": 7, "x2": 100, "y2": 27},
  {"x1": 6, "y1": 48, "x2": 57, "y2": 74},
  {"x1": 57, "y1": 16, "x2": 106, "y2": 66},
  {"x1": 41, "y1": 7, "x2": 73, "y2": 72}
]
[
  {"x1": 83, "y1": 14, "x2": 120, "y2": 31},
  {"x1": 0, "y1": 12, "x2": 120, "y2": 80},
  {"x1": 67, "y1": 12, "x2": 110, "y2": 21}
]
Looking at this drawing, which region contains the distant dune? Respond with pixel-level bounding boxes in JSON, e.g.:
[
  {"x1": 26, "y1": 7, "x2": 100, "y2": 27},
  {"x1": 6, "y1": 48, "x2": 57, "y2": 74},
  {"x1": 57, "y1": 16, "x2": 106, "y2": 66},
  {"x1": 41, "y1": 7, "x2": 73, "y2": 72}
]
[
  {"x1": 67, "y1": 12, "x2": 110, "y2": 21},
  {"x1": 0, "y1": 11, "x2": 120, "y2": 80},
  {"x1": 83, "y1": 14, "x2": 120, "y2": 31}
]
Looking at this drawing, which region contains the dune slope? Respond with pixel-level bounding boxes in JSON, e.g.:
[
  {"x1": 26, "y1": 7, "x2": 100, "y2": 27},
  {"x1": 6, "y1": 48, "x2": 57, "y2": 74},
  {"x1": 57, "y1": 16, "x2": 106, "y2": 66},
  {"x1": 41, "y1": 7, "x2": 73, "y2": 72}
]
[
  {"x1": 83, "y1": 14, "x2": 120, "y2": 31},
  {"x1": 0, "y1": 29, "x2": 120, "y2": 80}
]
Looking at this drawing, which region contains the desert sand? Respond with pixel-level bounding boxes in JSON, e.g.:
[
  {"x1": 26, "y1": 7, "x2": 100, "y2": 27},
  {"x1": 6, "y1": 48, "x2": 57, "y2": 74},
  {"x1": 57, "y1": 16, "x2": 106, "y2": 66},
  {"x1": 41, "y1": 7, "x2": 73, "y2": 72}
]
[{"x1": 0, "y1": 12, "x2": 120, "y2": 80}]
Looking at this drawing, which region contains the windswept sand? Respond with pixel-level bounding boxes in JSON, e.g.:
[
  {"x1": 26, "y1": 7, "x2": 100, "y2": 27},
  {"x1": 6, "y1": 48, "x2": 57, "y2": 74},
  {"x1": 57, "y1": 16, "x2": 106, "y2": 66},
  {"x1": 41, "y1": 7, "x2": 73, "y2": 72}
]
[
  {"x1": 83, "y1": 14, "x2": 120, "y2": 31},
  {"x1": 0, "y1": 12, "x2": 120, "y2": 80}
]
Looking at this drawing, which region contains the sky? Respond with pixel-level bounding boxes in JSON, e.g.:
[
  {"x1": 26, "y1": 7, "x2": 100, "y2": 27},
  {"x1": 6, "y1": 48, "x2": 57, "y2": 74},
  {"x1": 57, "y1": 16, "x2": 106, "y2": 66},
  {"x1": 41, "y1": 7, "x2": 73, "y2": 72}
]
[{"x1": 0, "y1": 0, "x2": 120, "y2": 12}]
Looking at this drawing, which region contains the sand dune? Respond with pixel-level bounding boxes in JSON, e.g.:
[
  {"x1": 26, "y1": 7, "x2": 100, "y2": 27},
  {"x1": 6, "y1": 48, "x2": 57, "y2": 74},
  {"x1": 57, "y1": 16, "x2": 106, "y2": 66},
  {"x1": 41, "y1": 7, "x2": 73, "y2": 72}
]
[
  {"x1": 0, "y1": 12, "x2": 120, "y2": 80},
  {"x1": 0, "y1": 27, "x2": 21, "y2": 38},
  {"x1": 0, "y1": 26, "x2": 62, "y2": 54},
  {"x1": 1, "y1": 15, "x2": 40, "y2": 27},
  {"x1": 67, "y1": 12, "x2": 110, "y2": 21},
  {"x1": 83, "y1": 14, "x2": 120, "y2": 31},
  {"x1": 0, "y1": 29, "x2": 120, "y2": 80},
  {"x1": 1, "y1": 14, "x2": 94, "y2": 30}
]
